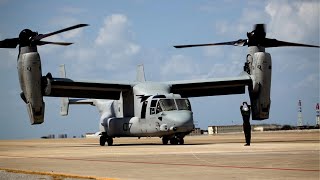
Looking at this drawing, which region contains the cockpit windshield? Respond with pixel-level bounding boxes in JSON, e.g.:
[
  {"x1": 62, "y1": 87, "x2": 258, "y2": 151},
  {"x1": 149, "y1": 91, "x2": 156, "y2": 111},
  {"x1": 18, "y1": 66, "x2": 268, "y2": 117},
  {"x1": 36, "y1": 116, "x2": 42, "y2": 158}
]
[
  {"x1": 176, "y1": 99, "x2": 192, "y2": 111},
  {"x1": 158, "y1": 99, "x2": 177, "y2": 111},
  {"x1": 150, "y1": 98, "x2": 192, "y2": 114}
]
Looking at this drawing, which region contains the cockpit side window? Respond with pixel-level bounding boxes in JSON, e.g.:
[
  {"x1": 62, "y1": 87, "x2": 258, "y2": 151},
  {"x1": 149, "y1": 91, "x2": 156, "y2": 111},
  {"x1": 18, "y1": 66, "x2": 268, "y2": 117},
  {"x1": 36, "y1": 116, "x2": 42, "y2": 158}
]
[
  {"x1": 176, "y1": 99, "x2": 192, "y2": 111},
  {"x1": 186, "y1": 99, "x2": 191, "y2": 111},
  {"x1": 150, "y1": 99, "x2": 180, "y2": 114},
  {"x1": 156, "y1": 103, "x2": 162, "y2": 114}
]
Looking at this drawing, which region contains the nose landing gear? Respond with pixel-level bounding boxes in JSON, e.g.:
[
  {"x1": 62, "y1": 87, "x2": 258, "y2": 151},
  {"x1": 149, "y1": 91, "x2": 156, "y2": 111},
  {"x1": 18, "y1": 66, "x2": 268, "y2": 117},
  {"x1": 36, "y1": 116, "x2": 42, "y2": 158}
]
[
  {"x1": 162, "y1": 135, "x2": 185, "y2": 145},
  {"x1": 162, "y1": 137, "x2": 169, "y2": 145},
  {"x1": 178, "y1": 138, "x2": 184, "y2": 145}
]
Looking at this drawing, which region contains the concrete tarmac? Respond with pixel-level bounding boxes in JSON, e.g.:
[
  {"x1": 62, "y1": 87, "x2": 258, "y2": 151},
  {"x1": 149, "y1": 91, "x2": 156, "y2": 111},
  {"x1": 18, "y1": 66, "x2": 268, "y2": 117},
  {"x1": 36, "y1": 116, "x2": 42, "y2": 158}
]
[{"x1": 0, "y1": 130, "x2": 319, "y2": 180}]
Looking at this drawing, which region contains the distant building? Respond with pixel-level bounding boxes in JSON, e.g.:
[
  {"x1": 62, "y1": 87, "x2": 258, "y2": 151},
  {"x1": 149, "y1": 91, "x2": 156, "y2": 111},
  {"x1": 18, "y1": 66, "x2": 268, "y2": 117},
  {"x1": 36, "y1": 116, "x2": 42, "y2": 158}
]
[
  {"x1": 41, "y1": 134, "x2": 55, "y2": 139},
  {"x1": 189, "y1": 128, "x2": 202, "y2": 136},
  {"x1": 85, "y1": 132, "x2": 101, "y2": 138},
  {"x1": 58, "y1": 134, "x2": 67, "y2": 138},
  {"x1": 208, "y1": 125, "x2": 243, "y2": 134},
  {"x1": 208, "y1": 124, "x2": 280, "y2": 135}
]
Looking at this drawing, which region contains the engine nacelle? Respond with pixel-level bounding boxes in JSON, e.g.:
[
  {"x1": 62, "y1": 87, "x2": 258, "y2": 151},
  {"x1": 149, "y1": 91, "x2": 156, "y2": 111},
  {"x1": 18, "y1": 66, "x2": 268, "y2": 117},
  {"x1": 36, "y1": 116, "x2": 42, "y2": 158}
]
[
  {"x1": 248, "y1": 51, "x2": 272, "y2": 120},
  {"x1": 18, "y1": 48, "x2": 45, "y2": 124}
]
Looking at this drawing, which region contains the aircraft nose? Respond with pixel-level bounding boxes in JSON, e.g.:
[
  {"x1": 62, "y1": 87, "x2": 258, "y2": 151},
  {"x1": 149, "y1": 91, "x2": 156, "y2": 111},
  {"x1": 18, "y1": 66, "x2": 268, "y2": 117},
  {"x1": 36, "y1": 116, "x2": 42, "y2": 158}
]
[{"x1": 164, "y1": 111, "x2": 194, "y2": 131}]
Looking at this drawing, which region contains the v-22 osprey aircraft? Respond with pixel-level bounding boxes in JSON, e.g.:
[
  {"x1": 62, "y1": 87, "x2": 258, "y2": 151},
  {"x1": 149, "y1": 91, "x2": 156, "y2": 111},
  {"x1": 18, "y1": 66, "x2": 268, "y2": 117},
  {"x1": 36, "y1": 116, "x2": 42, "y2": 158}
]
[{"x1": 0, "y1": 24, "x2": 319, "y2": 146}]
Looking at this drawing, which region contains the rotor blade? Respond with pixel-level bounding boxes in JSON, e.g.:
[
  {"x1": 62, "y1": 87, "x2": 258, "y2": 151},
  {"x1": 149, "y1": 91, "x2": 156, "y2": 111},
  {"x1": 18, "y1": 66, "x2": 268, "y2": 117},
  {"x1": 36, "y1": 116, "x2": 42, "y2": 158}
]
[
  {"x1": 0, "y1": 38, "x2": 19, "y2": 48},
  {"x1": 174, "y1": 39, "x2": 247, "y2": 48},
  {"x1": 34, "y1": 24, "x2": 89, "y2": 40},
  {"x1": 263, "y1": 38, "x2": 320, "y2": 48},
  {"x1": 37, "y1": 41, "x2": 73, "y2": 46}
]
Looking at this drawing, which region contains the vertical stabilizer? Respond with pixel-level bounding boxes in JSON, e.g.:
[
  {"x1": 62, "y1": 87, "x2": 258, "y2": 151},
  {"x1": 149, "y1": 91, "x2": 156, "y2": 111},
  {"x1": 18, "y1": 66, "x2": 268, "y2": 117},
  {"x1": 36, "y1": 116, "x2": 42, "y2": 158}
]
[
  {"x1": 136, "y1": 64, "x2": 146, "y2": 82},
  {"x1": 59, "y1": 64, "x2": 66, "y2": 78},
  {"x1": 59, "y1": 64, "x2": 69, "y2": 116}
]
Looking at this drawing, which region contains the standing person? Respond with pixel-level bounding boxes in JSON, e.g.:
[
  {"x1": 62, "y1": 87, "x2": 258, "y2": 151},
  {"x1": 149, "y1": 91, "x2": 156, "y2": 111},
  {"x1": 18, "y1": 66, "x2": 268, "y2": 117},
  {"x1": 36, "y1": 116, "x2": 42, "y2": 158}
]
[{"x1": 240, "y1": 102, "x2": 251, "y2": 146}]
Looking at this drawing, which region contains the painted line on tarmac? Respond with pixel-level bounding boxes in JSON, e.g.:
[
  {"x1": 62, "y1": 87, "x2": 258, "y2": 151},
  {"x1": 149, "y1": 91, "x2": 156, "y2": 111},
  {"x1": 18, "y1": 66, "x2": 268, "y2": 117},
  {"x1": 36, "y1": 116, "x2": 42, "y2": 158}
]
[
  {"x1": 1, "y1": 155, "x2": 319, "y2": 172},
  {"x1": 0, "y1": 167, "x2": 118, "y2": 180}
]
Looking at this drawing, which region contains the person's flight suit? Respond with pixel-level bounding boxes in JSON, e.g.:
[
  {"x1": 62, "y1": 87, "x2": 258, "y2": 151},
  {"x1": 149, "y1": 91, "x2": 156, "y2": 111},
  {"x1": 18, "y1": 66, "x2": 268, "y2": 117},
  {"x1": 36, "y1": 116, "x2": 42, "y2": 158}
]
[{"x1": 240, "y1": 102, "x2": 251, "y2": 146}]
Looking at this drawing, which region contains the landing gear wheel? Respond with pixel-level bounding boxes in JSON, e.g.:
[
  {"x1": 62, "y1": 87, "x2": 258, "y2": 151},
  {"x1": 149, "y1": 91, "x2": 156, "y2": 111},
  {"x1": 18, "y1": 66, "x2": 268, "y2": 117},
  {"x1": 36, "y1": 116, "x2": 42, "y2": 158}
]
[
  {"x1": 170, "y1": 138, "x2": 178, "y2": 145},
  {"x1": 178, "y1": 138, "x2": 184, "y2": 145},
  {"x1": 100, "y1": 136, "x2": 106, "y2": 146},
  {"x1": 107, "y1": 138, "x2": 113, "y2": 146},
  {"x1": 162, "y1": 137, "x2": 168, "y2": 145}
]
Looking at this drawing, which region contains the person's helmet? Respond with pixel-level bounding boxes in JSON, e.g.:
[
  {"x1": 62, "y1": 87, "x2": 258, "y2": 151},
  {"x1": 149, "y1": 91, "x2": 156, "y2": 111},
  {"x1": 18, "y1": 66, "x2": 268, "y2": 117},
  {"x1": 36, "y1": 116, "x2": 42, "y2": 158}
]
[{"x1": 243, "y1": 106, "x2": 249, "y2": 111}]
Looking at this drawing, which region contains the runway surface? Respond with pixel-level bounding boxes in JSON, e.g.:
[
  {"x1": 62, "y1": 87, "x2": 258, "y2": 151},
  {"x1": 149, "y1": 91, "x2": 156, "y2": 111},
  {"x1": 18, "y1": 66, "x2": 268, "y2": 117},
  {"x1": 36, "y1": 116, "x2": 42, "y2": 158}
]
[{"x1": 0, "y1": 130, "x2": 319, "y2": 180}]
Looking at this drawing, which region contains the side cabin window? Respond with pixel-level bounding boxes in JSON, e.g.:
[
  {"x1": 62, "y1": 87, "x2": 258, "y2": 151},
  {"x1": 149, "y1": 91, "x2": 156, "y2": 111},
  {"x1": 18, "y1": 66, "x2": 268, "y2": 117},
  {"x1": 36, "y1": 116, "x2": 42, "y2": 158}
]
[
  {"x1": 141, "y1": 101, "x2": 148, "y2": 119},
  {"x1": 176, "y1": 99, "x2": 192, "y2": 111},
  {"x1": 150, "y1": 100, "x2": 157, "y2": 115}
]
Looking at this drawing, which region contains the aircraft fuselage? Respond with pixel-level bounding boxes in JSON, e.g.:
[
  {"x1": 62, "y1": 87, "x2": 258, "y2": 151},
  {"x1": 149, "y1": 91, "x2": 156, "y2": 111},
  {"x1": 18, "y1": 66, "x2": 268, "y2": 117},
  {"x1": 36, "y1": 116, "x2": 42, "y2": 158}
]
[{"x1": 97, "y1": 82, "x2": 194, "y2": 142}]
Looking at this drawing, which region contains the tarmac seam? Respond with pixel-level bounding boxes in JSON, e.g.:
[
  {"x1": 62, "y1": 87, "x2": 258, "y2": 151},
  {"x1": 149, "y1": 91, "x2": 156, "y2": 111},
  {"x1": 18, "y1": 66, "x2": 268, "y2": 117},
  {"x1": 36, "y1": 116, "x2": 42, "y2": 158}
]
[{"x1": 1, "y1": 155, "x2": 319, "y2": 173}]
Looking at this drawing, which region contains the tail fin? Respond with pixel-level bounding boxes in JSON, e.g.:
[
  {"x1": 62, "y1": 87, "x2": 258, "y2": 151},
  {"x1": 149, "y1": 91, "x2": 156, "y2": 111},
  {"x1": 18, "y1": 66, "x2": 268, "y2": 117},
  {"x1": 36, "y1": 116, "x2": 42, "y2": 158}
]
[
  {"x1": 60, "y1": 97, "x2": 69, "y2": 116},
  {"x1": 59, "y1": 64, "x2": 69, "y2": 116},
  {"x1": 136, "y1": 64, "x2": 146, "y2": 82},
  {"x1": 59, "y1": 64, "x2": 66, "y2": 78},
  {"x1": 61, "y1": 98, "x2": 96, "y2": 116}
]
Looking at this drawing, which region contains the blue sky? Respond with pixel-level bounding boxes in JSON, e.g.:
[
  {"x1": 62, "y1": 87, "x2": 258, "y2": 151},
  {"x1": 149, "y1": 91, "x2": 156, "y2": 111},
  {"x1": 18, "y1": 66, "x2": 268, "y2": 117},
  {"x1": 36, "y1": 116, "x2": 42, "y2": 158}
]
[{"x1": 0, "y1": 0, "x2": 319, "y2": 139}]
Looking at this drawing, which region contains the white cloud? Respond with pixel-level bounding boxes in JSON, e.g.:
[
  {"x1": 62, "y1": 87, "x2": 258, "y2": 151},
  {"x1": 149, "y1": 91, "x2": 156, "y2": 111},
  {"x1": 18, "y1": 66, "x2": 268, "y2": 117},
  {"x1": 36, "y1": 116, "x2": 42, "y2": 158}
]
[
  {"x1": 265, "y1": 0, "x2": 320, "y2": 42},
  {"x1": 211, "y1": 0, "x2": 319, "y2": 80},
  {"x1": 93, "y1": 14, "x2": 140, "y2": 70},
  {"x1": 237, "y1": 8, "x2": 268, "y2": 34},
  {"x1": 214, "y1": 6, "x2": 268, "y2": 37},
  {"x1": 261, "y1": 0, "x2": 320, "y2": 79},
  {"x1": 95, "y1": 14, "x2": 140, "y2": 57},
  {"x1": 161, "y1": 54, "x2": 200, "y2": 79},
  {"x1": 94, "y1": 14, "x2": 141, "y2": 57},
  {"x1": 95, "y1": 14, "x2": 129, "y2": 46},
  {"x1": 214, "y1": 0, "x2": 319, "y2": 44},
  {"x1": 61, "y1": 14, "x2": 141, "y2": 76}
]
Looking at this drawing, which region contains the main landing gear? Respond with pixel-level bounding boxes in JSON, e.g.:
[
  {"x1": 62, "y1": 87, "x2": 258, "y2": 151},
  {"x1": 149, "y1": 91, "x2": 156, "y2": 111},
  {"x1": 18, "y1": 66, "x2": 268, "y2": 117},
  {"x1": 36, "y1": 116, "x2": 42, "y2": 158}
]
[
  {"x1": 162, "y1": 136, "x2": 184, "y2": 145},
  {"x1": 100, "y1": 133, "x2": 113, "y2": 146}
]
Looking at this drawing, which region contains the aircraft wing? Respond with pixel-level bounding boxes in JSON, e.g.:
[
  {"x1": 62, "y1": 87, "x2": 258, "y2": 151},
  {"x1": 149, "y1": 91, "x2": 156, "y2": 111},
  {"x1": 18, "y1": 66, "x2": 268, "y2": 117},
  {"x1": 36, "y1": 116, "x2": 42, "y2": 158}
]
[
  {"x1": 45, "y1": 78, "x2": 134, "y2": 100},
  {"x1": 168, "y1": 72, "x2": 252, "y2": 97}
]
